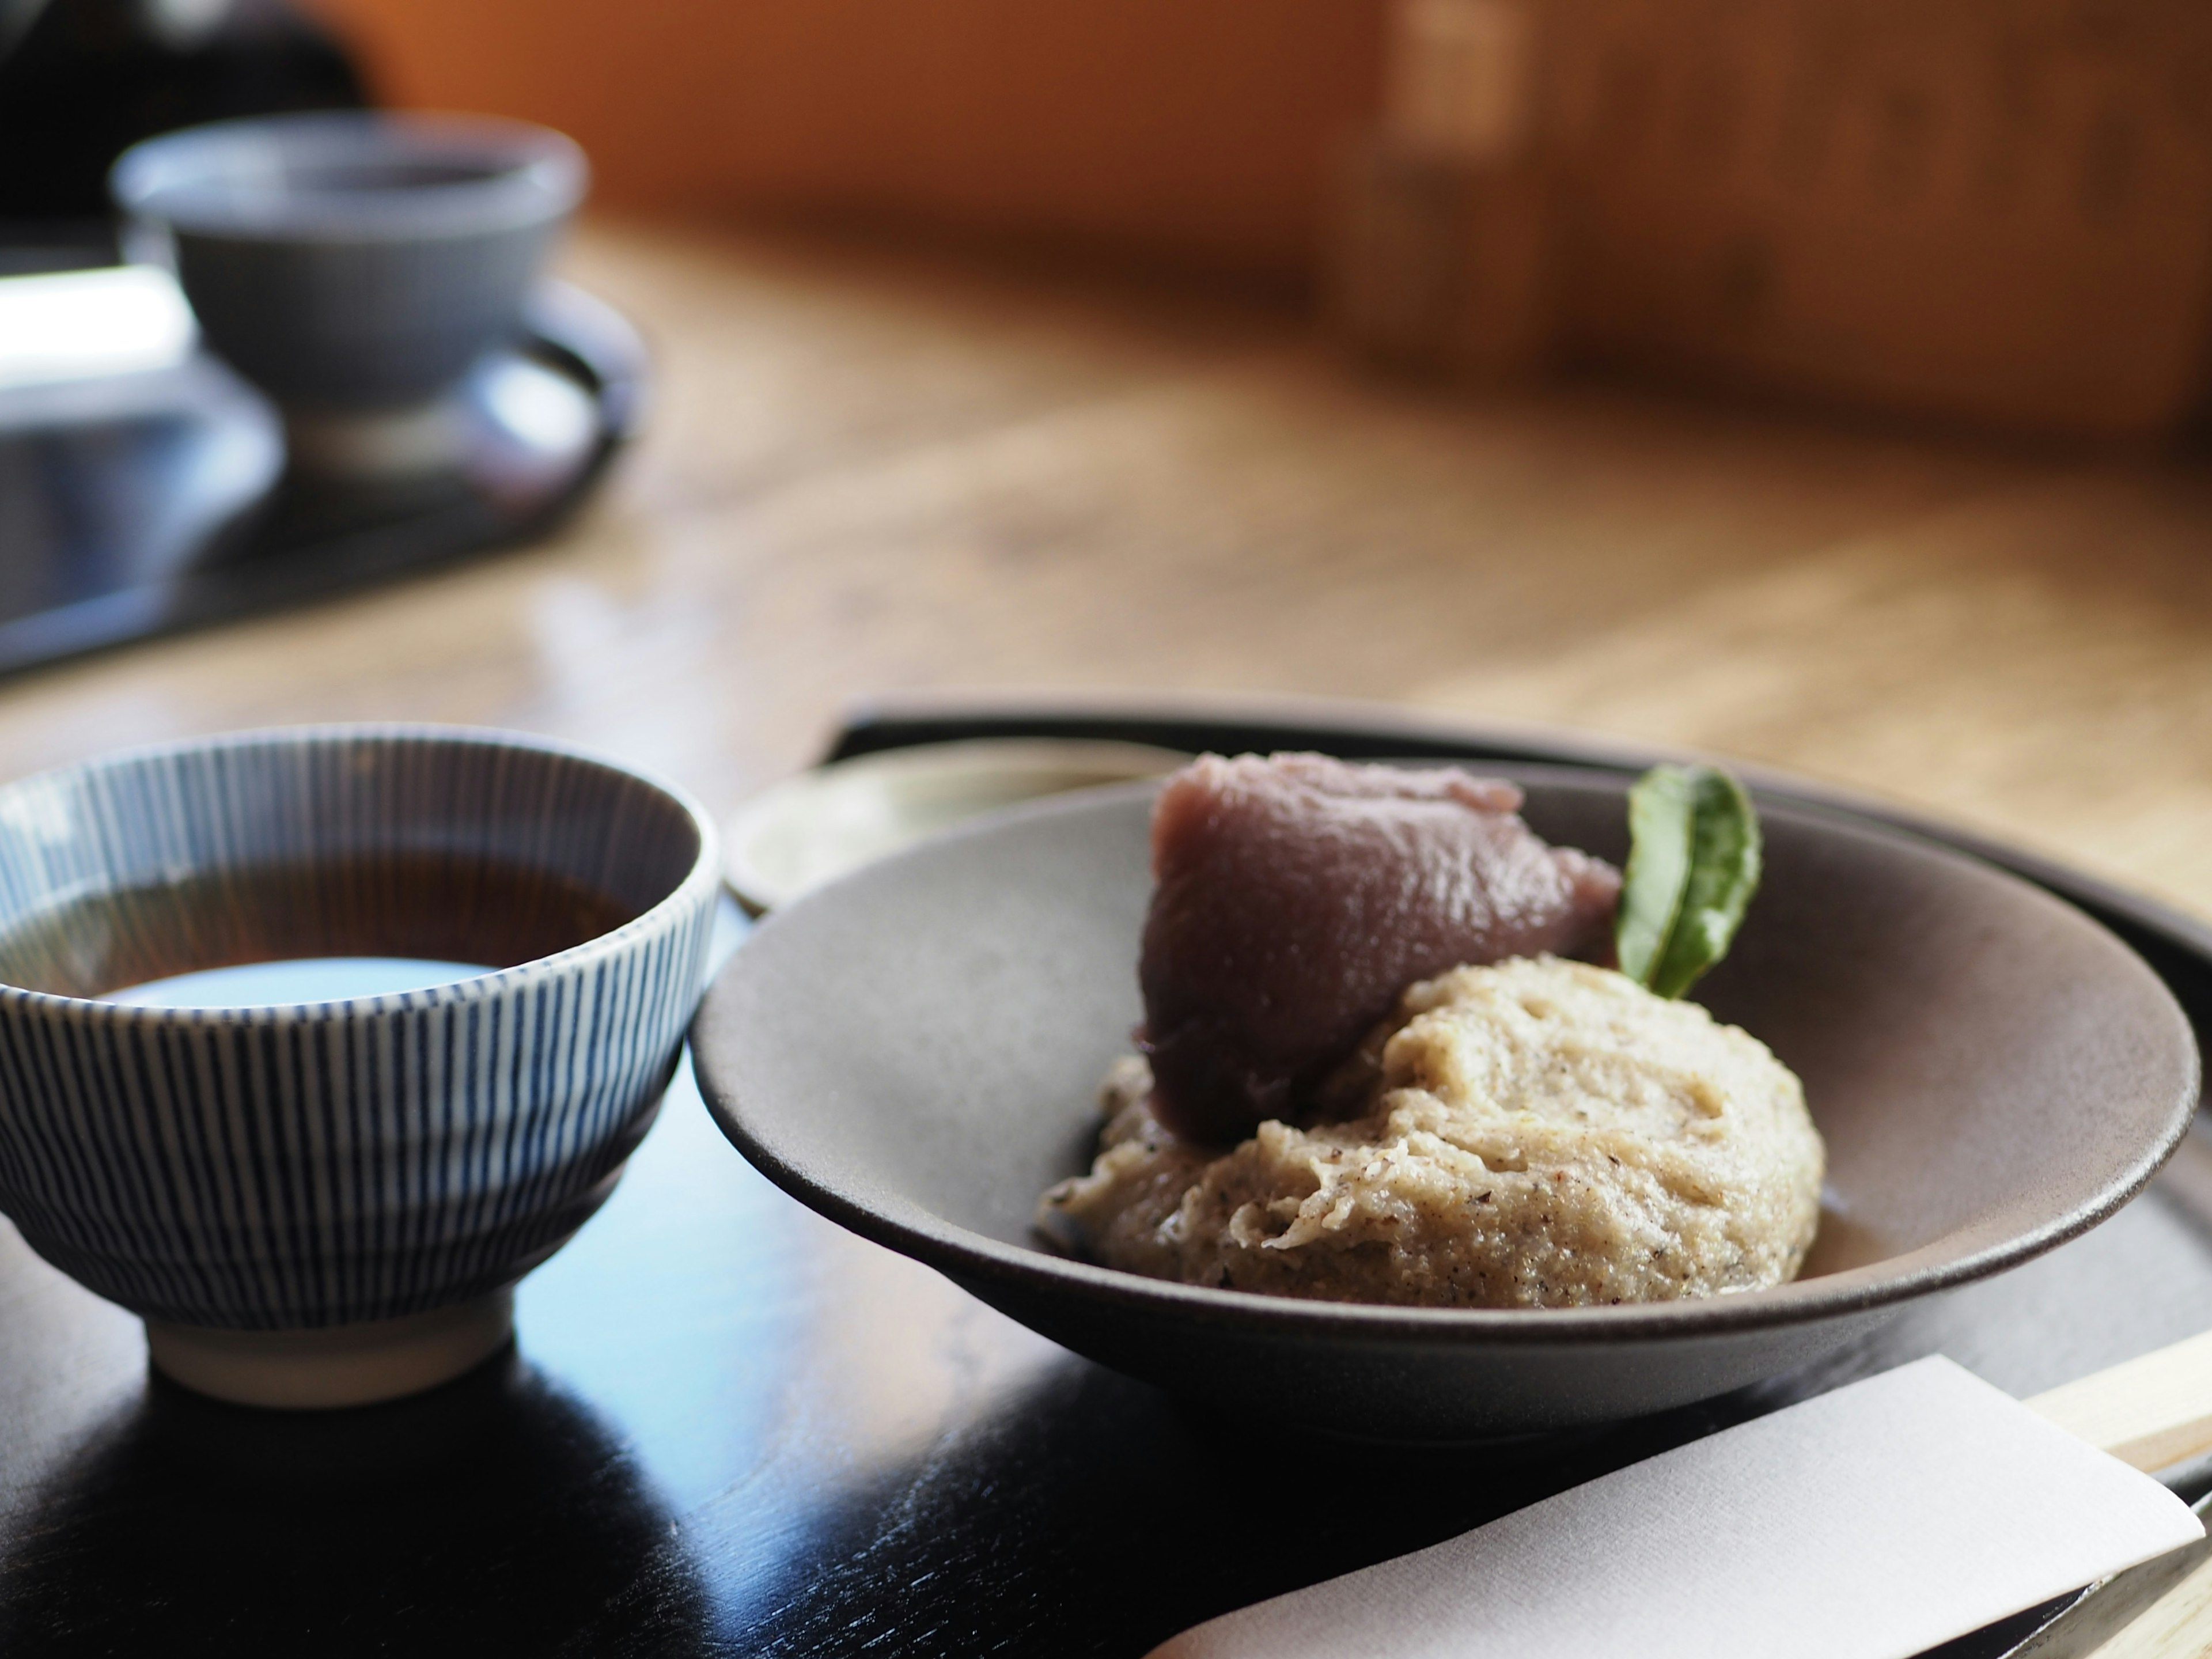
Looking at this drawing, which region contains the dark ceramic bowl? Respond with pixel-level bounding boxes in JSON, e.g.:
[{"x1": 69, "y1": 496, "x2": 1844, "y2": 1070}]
[
  {"x1": 694, "y1": 767, "x2": 2200, "y2": 1441},
  {"x1": 109, "y1": 111, "x2": 585, "y2": 467}
]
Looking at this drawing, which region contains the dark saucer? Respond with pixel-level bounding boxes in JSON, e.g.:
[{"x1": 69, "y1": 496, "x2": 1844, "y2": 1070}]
[{"x1": 0, "y1": 276, "x2": 641, "y2": 678}]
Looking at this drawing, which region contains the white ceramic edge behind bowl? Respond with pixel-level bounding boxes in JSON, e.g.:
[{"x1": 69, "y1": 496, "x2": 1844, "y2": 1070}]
[{"x1": 721, "y1": 737, "x2": 1187, "y2": 914}]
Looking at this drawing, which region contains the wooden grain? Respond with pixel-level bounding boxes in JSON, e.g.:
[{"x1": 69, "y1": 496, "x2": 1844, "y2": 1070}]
[
  {"x1": 306, "y1": 0, "x2": 1383, "y2": 283},
  {"x1": 2096, "y1": 1552, "x2": 2212, "y2": 1658},
  {"x1": 1338, "y1": 0, "x2": 2212, "y2": 434},
  {"x1": 1544, "y1": 0, "x2": 2212, "y2": 435},
  {"x1": 2028, "y1": 1330, "x2": 2212, "y2": 1472},
  {"x1": 312, "y1": 0, "x2": 2212, "y2": 429},
  {"x1": 0, "y1": 215, "x2": 2209, "y2": 932},
  {"x1": 1964, "y1": 1335, "x2": 2212, "y2": 1656}
]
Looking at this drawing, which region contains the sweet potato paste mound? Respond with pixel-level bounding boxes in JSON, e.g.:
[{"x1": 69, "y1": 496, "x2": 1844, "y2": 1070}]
[{"x1": 1038, "y1": 955, "x2": 1823, "y2": 1308}]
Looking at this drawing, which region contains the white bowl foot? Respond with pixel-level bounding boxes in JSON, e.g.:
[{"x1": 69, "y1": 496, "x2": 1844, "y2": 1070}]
[{"x1": 146, "y1": 1291, "x2": 514, "y2": 1409}]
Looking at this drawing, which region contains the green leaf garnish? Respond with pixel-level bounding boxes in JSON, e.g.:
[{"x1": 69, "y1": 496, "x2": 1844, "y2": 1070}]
[{"x1": 1615, "y1": 763, "x2": 1761, "y2": 999}]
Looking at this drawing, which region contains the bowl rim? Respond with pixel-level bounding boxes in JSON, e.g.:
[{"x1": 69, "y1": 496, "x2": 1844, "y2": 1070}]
[
  {"x1": 109, "y1": 111, "x2": 588, "y2": 244},
  {"x1": 696, "y1": 767, "x2": 2203, "y2": 1347},
  {"x1": 0, "y1": 721, "x2": 722, "y2": 1023}
]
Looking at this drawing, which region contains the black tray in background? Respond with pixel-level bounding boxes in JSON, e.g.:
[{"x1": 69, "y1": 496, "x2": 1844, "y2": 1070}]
[{"x1": 0, "y1": 279, "x2": 642, "y2": 679}]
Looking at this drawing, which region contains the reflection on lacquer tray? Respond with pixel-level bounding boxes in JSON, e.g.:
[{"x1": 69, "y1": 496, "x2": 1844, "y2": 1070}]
[{"x1": 0, "y1": 1353, "x2": 713, "y2": 1655}]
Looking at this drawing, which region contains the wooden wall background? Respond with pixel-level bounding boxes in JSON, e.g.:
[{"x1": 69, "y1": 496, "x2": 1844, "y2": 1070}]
[{"x1": 308, "y1": 0, "x2": 1387, "y2": 286}]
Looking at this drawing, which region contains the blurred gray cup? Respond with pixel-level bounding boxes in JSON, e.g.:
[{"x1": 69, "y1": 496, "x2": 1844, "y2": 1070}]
[{"x1": 111, "y1": 111, "x2": 587, "y2": 478}]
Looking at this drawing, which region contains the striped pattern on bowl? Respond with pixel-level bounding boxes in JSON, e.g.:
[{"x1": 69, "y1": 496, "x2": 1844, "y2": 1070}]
[{"x1": 0, "y1": 726, "x2": 718, "y2": 1330}]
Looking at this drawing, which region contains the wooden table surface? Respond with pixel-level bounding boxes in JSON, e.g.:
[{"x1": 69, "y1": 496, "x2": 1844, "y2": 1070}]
[
  {"x1": 2, "y1": 217, "x2": 2208, "y2": 913},
  {"x1": 4, "y1": 218, "x2": 2212, "y2": 1656}
]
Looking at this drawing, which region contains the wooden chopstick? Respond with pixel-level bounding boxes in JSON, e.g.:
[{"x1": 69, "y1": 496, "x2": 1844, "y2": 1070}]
[
  {"x1": 2022, "y1": 1332, "x2": 2212, "y2": 1655},
  {"x1": 2028, "y1": 1330, "x2": 2212, "y2": 1473},
  {"x1": 2091, "y1": 1558, "x2": 2212, "y2": 1658}
]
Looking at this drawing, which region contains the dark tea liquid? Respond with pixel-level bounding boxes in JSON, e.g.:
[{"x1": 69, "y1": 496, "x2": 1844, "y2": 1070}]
[{"x1": 0, "y1": 853, "x2": 640, "y2": 1003}]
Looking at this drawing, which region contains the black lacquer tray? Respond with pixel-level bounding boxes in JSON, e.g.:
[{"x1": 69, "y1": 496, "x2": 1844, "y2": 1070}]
[
  {"x1": 2, "y1": 696, "x2": 2208, "y2": 1658},
  {"x1": 0, "y1": 278, "x2": 640, "y2": 679}
]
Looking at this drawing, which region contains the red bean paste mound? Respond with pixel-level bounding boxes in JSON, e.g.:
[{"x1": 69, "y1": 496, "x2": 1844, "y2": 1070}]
[{"x1": 1137, "y1": 753, "x2": 1622, "y2": 1144}]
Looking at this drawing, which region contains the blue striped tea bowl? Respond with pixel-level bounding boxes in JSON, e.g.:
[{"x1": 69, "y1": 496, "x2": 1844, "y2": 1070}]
[{"x1": 0, "y1": 726, "x2": 718, "y2": 1407}]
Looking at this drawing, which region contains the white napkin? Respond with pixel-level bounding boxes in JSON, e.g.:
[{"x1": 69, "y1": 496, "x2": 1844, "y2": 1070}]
[{"x1": 1149, "y1": 1357, "x2": 2202, "y2": 1659}]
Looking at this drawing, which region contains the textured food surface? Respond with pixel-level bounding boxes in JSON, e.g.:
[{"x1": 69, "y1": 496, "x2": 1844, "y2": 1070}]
[
  {"x1": 1138, "y1": 753, "x2": 1622, "y2": 1143},
  {"x1": 1040, "y1": 957, "x2": 1824, "y2": 1308}
]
